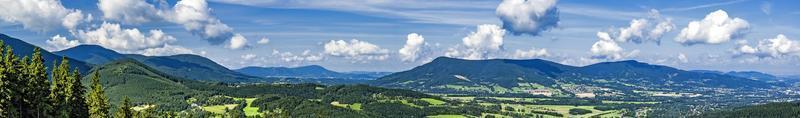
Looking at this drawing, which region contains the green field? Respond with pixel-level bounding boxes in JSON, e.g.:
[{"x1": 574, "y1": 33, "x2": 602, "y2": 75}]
[
  {"x1": 331, "y1": 102, "x2": 363, "y2": 111},
  {"x1": 421, "y1": 98, "x2": 446, "y2": 105},
  {"x1": 202, "y1": 97, "x2": 261, "y2": 116},
  {"x1": 426, "y1": 114, "x2": 468, "y2": 118}
]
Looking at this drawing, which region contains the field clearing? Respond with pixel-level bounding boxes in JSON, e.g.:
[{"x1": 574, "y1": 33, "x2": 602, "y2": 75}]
[
  {"x1": 331, "y1": 102, "x2": 363, "y2": 110},
  {"x1": 203, "y1": 97, "x2": 261, "y2": 116},
  {"x1": 426, "y1": 114, "x2": 468, "y2": 118},
  {"x1": 480, "y1": 103, "x2": 623, "y2": 117},
  {"x1": 602, "y1": 100, "x2": 659, "y2": 104},
  {"x1": 422, "y1": 98, "x2": 446, "y2": 105}
]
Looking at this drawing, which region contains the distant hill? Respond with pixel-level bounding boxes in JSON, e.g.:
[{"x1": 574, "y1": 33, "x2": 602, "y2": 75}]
[
  {"x1": 125, "y1": 54, "x2": 262, "y2": 82},
  {"x1": 236, "y1": 65, "x2": 389, "y2": 80},
  {"x1": 84, "y1": 59, "x2": 203, "y2": 111},
  {"x1": 693, "y1": 70, "x2": 798, "y2": 86},
  {"x1": 54, "y1": 45, "x2": 125, "y2": 64},
  {"x1": 56, "y1": 44, "x2": 263, "y2": 82},
  {"x1": 374, "y1": 57, "x2": 776, "y2": 96},
  {"x1": 0, "y1": 34, "x2": 91, "y2": 73}
]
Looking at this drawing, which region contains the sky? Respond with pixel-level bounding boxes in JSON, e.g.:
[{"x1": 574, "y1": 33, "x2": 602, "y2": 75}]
[{"x1": 1, "y1": 0, "x2": 800, "y2": 75}]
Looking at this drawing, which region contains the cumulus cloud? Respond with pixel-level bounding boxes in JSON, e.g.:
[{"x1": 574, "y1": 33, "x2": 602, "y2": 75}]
[
  {"x1": 273, "y1": 49, "x2": 324, "y2": 62},
  {"x1": 76, "y1": 22, "x2": 177, "y2": 51},
  {"x1": 590, "y1": 32, "x2": 640, "y2": 60},
  {"x1": 97, "y1": 0, "x2": 237, "y2": 45},
  {"x1": 227, "y1": 34, "x2": 249, "y2": 49},
  {"x1": 613, "y1": 10, "x2": 675, "y2": 44},
  {"x1": 257, "y1": 37, "x2": 270, "y2": 44},
  {"x1": 137, "y1": 44, "x2": 195, "y2": 56},
  {"x1": 47, "y1": 22, "x2": 196, "y2": 56},
  {"x1": 496, "y1": 0, "x2": 559, "y2": 36},
  {"x1": 241, "y1": 54, "x2": 257, "y2": 60},
  {"x1": 399, "y1": 33, "x2": 430, "y2": 62},
  {"x1": 734, "y1": 34, "x2": 800, "y2": 58},
  {"x1": 675, "y1": 10, "x2": 750, "y2": 45},
  {"x1": 46, "y1": 35, "x2": 80, "y2": 51},
  {"x1": 324, "y1": 39, "x2": 389, "y2": 61},
  {"x1": 0, "y1": 0, "x2": 86, "y2": 31},
  {"x1": 97, "y1": 0, "x2": 163, "y2": 23},
  {"x1": 446, "y1": 24, "x2": 507, "y2": 60},
  {"x1": 512, "y1": 47, "x2": 549, "y2": 59}
]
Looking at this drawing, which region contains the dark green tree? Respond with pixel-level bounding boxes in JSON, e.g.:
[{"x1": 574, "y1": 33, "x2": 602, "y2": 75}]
[
  {"x1": 116, "y1": 96, "x2": 133, "y2": 118},
  {"x1": 87, "y1": 71, "x2": 109, "y2": 118},
  {"x1": 49, "y1": 57, "x2": 71, "y2": 116},
  {"x1": 21, "y1": 48, "x2": 52, "y2": 117},
  {"x1": 0, "y1": 41, "x2": 18, "y2": 117},
  {"x1": 66, "y1": 68, "x2": 88, "y2": 117}
]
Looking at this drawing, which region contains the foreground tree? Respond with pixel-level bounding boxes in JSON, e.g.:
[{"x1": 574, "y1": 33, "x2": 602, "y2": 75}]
[
  {"x1": 67, "y1": 69, "x2": 88, "y2": 117},
  {"x1": 116, "y1": 96, "x2": 133, "y2": 118},
  {"x1": 87, "y1": 71, "x2": 110, "y2": 118},
  {"x1": 49, "y1": 57, "x2": 71, "y2": 116},
  {"x1": 22, "y1": 48, "x2": 53, "y2": 117}
]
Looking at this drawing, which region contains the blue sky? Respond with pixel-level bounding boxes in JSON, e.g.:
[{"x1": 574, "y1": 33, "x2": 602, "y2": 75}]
[{"x1": 2, "y1": 0, "x2": 800, "y2": 75}]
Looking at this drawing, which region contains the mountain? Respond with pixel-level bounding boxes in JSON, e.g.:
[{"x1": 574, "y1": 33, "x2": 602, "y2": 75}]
[
  {"x1": 0, "y1": 34, "x2": 91, "y2": 73},
  {"x1": 54, "y1": 45, "x2": 125, "y2": 64},
  {"x1": 125, "y1": 54, "x2": 262, "y2": 82},
  {"x1": 374, "y1": 57, "x2": 573, "y2": 94},
  {"x1": 84, "y1": 59, "x2": 202, "y2": 110},
  {"x1": 56, "y1": 44, "x2": 263, "y2": 82},
  {"x1": 236, "y1": 65, "x2": 387, "y2": 80},
  {"x1": 374, "y1": 57, "x2": 776, "y2": 96}
]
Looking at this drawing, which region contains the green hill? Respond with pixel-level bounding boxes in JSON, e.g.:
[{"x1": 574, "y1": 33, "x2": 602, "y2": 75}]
[
  {"x1": 84, "y1": 59, "x2": 205, "y2": 111},
  {"x1": 0, "y1": 34, "x2": 91, "y2": 73}
]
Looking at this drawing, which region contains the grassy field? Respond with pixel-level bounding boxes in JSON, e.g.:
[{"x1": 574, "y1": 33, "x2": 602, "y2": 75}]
[
  {"x1": 202, "y1": 97, "x2": 261, "y2": 116},
  {"x1": 421, "y1": 98, "x2": 446, "y2": 105},
  {"x1": 426, "y1": 114, "x2": 468, "y2": 118},
  {"x1": 331, "y1": 102, "x2": 363, "y2": 111}
]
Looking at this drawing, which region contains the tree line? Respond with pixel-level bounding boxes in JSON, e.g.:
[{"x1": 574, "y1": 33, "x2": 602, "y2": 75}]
[{"x1": 0, "y1": 41, "x2": 130, "y2": 118}]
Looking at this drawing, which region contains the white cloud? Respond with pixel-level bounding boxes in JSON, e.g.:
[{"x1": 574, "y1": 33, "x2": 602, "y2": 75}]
[
  {"x1": 257, "y1": 37, "x2": 270, "y2": 44},
  {"x1": 496, "y1": 0, "x2": 559, "y2": 36},
  {"x1": 399, "y1": 33, "x2": 430, "y2": 62},
  {"x1": 0, "y1": 0, "x2": 85, "y2": 31},
  {"x1": 46, "y1": 35, "x2": 80, "y2": 51},
  {"x1": 591, "y1": 32, "x2": 624, "y2": 59},
  {"x1": 77, "y1": 22, "x2": 176, "y2": 51},
  {"x1": 96, "y1": 0, "x2": 237, "y2": 45},
  {"x1": 273, "y1": 50, "x2": 324, "y2": 62},
  {"x1": 512, "y1": 47, "x2": 549, "y2": 59},
  {"x1": 613, "y1": 10, "x2": 674, "y2": 44},
  {"x1": 137, "y1": 44, "x2": 195, "y2": 56},
  {"x1": 324, "y1": 39, "x2": 389, "y2": 61},
  {"x1": 678, "y1": 53, "x2": 689, "y2": 63},
  {"x1": 734, "y1": 34, "x2": 800, "y2": 58},
  {"x1": 227, "y1": 34, "x2": 249, "y2": 49},
  {"x1": 97, "y1": 0, "x2": 163, "y2": 23},
  {"x1": 675, "y1": 10, "x2": 750, "y2": 45},
  {"x1": 241, "y1": 54, "x2": 257, "y2": 60},
  {"x1": 446, "y1": 24, "x2": 507, "y2": 60}
]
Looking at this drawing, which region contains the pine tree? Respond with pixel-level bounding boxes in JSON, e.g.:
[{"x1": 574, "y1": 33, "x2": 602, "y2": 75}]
[
  {"x1": 22, "y1": 48, "x2": 51, "y2": 117},
  {"x1": 87, "y1": 71, "x2": 109, "y2": 118},
  {"x1": 0, "y1": 41, "x2": 18, "y2": 117},
  {"x1": 2, "y1": 44, "x2": 22, "y2": 117},
  {"x1": 67, "y1": 68, "x2": 88, "y2": 117},
  {"x1": 116, "y1": 96, "x2": 133, "y2": 118},
  {"x1": 49, "y1": 57, "x2": 71, "y2": 117}
]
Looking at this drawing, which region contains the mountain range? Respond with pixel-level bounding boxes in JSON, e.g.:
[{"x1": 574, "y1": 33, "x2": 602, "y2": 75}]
[
  {"x1": 374, "y1": 57, "x2": 778, "y2": 96},
  {"x1": 235, "y1": 65, "x2": 390, "y2": 80},
  {"x1": 0, "y1": 34, "x2": 91, "y2": 73}
]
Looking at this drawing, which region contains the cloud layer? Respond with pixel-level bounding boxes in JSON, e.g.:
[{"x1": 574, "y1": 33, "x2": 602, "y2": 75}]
[
  {"x1": 0, "y1": 0, "x2": 86, "y2": 31},
  {"x1": 324, "y1": 39, "x2": 389, "y2": 61},
  {"x1": 675, "y1": 10, "x2": 749, "y2": 45},
  {"x1": 496, "y1": 0, "x2": 559, "y2": 36}
]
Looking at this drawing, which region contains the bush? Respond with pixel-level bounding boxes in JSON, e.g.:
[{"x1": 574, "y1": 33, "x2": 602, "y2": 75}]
[{"x1": 569, "y1": 108, "x2": 593, "y2": 115}]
